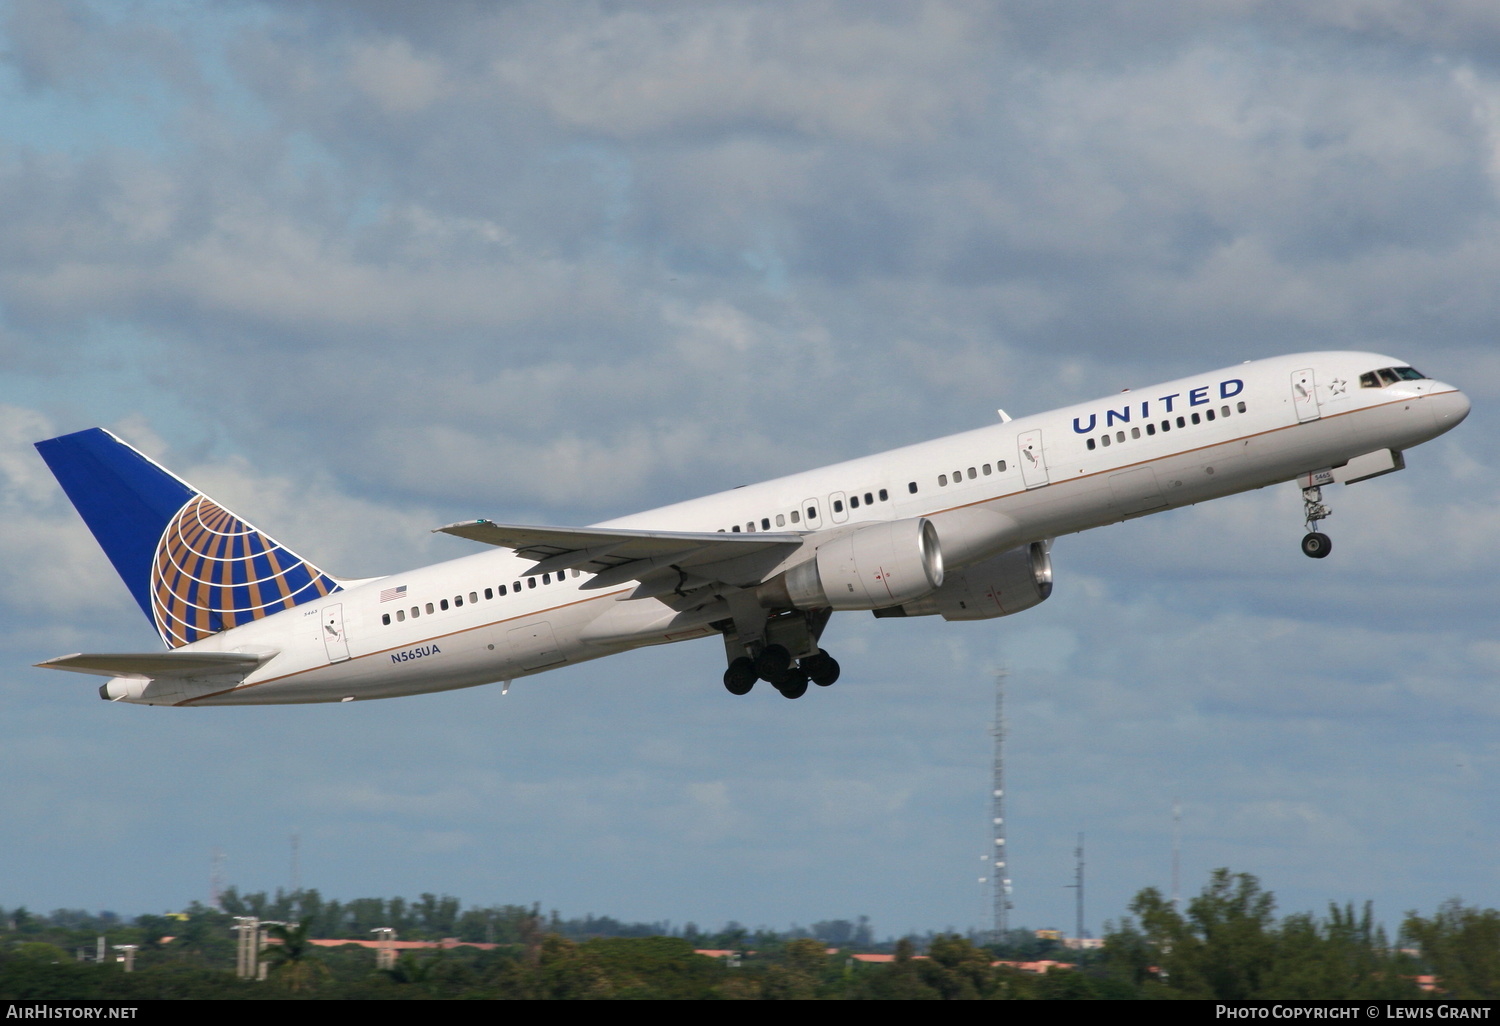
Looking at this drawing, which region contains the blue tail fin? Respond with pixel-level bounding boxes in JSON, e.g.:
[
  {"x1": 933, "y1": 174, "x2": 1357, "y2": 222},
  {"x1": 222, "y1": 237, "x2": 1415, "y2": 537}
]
[{"x1": 35, "y1": 428, "x2": 341, "y2": 648}]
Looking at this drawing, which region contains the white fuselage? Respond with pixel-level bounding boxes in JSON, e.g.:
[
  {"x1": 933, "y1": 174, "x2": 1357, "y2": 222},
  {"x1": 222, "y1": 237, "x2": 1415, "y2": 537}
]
[{"x1": 133, "y1": 351, "x2": 1468, "y2": 706}]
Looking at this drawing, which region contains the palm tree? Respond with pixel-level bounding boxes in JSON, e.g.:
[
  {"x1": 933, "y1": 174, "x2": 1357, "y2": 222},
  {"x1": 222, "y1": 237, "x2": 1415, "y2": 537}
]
[{"x1": 261, "y1": 918, "x2": 329, "y2": 992}]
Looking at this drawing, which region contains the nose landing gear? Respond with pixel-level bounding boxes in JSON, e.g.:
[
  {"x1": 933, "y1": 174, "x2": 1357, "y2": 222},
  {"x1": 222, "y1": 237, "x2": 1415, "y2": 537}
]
[{"x1": 1300, "y1": 484, "x2": 1332, "y2": 559}]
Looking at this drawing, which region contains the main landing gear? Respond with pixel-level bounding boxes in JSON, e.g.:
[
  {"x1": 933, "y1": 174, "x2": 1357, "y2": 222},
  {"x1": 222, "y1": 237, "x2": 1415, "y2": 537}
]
[
  {"x1": 1300, "y1": 484, "x2": 1333, "y2": 559},
  {"x1": 721, "y1": 646, "x2": 841, "y2": 699}
]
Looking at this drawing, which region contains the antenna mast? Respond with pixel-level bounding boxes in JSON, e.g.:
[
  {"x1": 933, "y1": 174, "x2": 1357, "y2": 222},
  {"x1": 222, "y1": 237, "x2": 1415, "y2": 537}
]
[
  {"x1": 210, "y1": 847, "x2": 226, "y2": 910},
  {"x1": 1070, "y1": 833, "x2": 1085, "y2": 941},
  {"x1": 1172, "y1": 798, "x2": 1182, "y2": 911},
  {"x1": 990, "y1": 671, "x2": 1012, "y2": 941}
]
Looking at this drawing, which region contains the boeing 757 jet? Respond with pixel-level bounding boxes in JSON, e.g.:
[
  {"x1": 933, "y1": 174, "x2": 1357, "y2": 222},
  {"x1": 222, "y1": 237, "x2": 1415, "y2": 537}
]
[{"x1": 34, "y1": 352, "x2": 1468, "y2": 706}]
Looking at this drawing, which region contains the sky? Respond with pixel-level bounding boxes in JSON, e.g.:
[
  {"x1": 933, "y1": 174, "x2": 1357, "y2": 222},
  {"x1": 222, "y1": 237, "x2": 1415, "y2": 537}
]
[{"x1": 2, "y1": 0, "x2": 1499, "y2": 941}]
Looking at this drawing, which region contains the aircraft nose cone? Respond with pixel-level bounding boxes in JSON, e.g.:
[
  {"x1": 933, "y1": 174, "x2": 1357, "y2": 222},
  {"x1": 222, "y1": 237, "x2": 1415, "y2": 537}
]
[{"x1": 1431, "y1": 386, "x2": 1471, "y2": 432}]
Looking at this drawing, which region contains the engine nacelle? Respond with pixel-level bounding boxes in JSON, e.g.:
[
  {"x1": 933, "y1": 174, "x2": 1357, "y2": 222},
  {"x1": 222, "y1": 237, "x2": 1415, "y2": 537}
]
[
  {"x1": 873, "y1": 541, "x2": 1053, "y2": 621},
  {"x1": 758, "y1": 518, "x2": 944, "y2": 611}
]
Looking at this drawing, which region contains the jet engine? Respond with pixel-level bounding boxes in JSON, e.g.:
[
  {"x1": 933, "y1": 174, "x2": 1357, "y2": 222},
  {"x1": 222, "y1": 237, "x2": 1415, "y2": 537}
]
[
  {"x1": 758, "y1": 517, "x2": 944, "y2": 611},
  {"x1": 873, "y1": 541, "x2": 1052, "y2": 621}
]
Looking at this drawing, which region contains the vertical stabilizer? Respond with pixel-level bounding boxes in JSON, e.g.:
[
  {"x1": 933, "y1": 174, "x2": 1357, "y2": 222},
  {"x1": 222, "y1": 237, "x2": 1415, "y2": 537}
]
[{"x1": 35, "y1": 428, "x2": 340, "y2": 648}]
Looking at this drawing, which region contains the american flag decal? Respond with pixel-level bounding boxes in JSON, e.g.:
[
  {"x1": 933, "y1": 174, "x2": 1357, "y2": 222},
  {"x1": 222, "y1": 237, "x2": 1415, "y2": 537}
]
[{"x1": 380, "y1": 585, "x2": 407, "y2": 603}]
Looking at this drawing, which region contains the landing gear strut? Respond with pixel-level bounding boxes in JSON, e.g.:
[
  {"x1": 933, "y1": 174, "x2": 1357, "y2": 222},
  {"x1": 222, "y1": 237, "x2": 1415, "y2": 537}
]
[{"x1": 1300, "y1": 484, "x2": 1333, "y2": 559}]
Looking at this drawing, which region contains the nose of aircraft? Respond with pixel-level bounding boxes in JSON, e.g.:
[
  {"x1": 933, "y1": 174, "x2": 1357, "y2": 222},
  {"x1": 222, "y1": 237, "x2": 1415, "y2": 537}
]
[{"x1": 1429, "y1": 384, "x2": 1471, "y2": 433}]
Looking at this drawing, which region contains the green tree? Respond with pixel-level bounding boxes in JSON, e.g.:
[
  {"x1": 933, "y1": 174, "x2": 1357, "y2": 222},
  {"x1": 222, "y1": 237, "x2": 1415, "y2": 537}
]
[
  {"x1": 261, "y1": 918, "x2": 329, "y2": 993},
  {"x1": 1404, "y1": 900, "x2": 1500, "y2": 999}
]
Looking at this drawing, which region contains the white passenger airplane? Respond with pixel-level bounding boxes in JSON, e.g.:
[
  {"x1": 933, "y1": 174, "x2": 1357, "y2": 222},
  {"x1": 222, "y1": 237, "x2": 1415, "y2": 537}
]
[{"x1": 34, "y1": 352, "x2": 1468, "y2": 707}]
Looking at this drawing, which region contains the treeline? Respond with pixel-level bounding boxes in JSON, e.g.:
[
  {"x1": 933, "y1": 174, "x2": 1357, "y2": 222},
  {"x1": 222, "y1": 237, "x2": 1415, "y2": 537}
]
[
  {"x1": 215, "y1": 887, "x2": 875, "y2": 951},
  {"x1": 2, "y1": 870, "x2": 1498, "y2": 999}
]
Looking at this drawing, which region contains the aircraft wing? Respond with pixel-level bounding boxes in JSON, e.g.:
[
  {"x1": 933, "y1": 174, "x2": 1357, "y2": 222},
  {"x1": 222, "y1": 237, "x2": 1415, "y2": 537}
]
[
  {"x1": 35, "y1": 651, "x2": 270, "y2": 679},
  {"x1": 434, "y1": 519, "x2": 804, "y2": 593}
]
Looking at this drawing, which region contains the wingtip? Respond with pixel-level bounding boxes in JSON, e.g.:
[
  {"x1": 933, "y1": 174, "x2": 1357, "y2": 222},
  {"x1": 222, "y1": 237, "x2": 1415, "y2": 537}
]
[{"x1": 433, "y1": 518, "x2": 491, "y2": 534}]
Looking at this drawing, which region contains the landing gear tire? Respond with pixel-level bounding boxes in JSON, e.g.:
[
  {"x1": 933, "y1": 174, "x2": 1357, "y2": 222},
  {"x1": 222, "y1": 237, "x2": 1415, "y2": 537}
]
[
  {"x1": 776, "y1": 669, "x2": 810, "y2": 699},
  {"x1": 724, "y1": 657, "x2": 757, "y2": 695},
  {"x1": 1301, "y1": 532, "x2": 1332, "y2": 559},
  {"x1": 756, "y1": 644, "x2": 793, "y2": 684},
  {"x1": 802, "y1": 651, "x2": 841, "y2": 687}
]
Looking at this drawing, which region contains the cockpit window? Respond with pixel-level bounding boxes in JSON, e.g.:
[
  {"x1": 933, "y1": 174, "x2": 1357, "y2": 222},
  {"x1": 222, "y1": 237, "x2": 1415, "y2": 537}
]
[{"x1": 1361, "y1": 366, "x2": 1428, "y2": 388}]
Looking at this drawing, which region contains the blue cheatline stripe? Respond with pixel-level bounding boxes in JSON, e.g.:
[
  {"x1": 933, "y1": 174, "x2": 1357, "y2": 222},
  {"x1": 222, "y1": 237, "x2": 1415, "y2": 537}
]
[{"x1": 36, "y1": 428, "x2": 341, "y2": 648}]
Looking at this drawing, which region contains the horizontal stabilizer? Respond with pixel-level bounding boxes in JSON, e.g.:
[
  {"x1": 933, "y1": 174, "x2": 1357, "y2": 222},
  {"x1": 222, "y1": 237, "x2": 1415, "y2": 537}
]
[
  {"x1": 36, "y1": 651, "x2": 272, "y2": 679},
  {"x1": 434, "y1": 520, "x2": 803, "y2": 587}
]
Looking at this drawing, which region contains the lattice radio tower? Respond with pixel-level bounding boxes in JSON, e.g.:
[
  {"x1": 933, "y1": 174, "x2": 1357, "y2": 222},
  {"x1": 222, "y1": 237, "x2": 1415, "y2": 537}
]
[{"x1": 990, "y1": 671, "x2": 1013, "y2": 940}]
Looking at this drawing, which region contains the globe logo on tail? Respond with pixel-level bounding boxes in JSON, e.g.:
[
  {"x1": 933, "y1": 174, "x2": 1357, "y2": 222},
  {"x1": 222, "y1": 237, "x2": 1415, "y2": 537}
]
[{"x1": 150, "y1": 495, "x2": 340, "y2": 648}]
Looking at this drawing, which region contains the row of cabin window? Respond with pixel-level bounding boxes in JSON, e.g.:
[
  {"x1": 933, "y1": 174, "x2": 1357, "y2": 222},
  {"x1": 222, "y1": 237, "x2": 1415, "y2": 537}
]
[
  {"x1": 380, "y1": 569, "x2": 581, "y2": 626},
  {"x1": 831, "y1": 488, "x2": 890, "y2": 516},
  {"x1": 723, "y1": 507, "x2": 815, "y2": 533},
  {"x1": 936, "y1": 461, "x2": 1008, "y2": 488},
  {"x1": 720, "y1": 486, "x2": 893, "y2": 533},
  {"x1": 1084, "y1": 401, "x2": 1248, "y2": 451}
]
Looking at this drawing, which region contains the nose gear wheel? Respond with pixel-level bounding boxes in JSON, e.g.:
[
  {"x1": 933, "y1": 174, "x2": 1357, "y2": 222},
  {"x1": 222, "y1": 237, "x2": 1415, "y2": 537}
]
[{"x1": 1300, "y1": 485, "x2": 1333, "y2": 558}]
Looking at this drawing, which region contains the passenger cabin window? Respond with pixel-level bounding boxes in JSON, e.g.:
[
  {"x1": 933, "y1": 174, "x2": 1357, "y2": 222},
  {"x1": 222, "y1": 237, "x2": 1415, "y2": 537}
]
[
  {"x1": 938, "y1": 474, "x2": 948, "y2": 486},
  {"x1": 776, "y1": 514, "x2": 785, "y2": 527},
  {"x1": 878, "y1": 488, "x2": 888, "y2": 501},
  {"x1": 849, "y1": 495, "x2": 859, "y2": 509},
  {"x1": 791, "y1": 510, "x2": 801, "y2": 523},
  {"x1": 833, "y1": 499, "x2": 844, "y2": 513},
  {"x1": 908, "y1": 481, "x2": 918, "y2": 493},
  {"x1": 761, "y1": 518, "x2": 770, "y2": 530}
]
